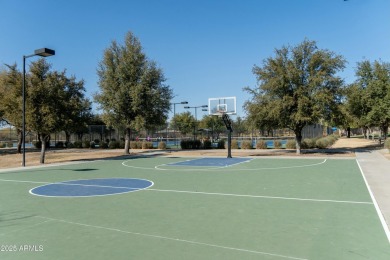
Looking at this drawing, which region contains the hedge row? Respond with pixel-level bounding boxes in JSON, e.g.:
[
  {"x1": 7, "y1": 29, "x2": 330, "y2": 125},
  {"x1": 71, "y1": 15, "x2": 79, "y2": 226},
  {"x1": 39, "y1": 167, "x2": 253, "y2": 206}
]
[
  {"x1": 180, "y1": 139, "x2": 224, "y2": 149},
  {"x1": 384, "y1": 139, "x2": 390, "y2": 150},
  {"x1": 285, "y1": 135, "x2": 338, "y2": 149}
]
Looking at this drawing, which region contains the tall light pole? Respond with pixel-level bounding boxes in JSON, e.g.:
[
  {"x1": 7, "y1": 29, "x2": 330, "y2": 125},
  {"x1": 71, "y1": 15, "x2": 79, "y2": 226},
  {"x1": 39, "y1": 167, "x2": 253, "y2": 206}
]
[
  {"x1": 22, "y1": 48, "x2": 55, "y2": 167},
  {"x1": 172, "y1": 101, "x2": 188, "y2": 147},
  {"x1": 184, "y1": 105, "x2": 208, "y2": 140}
]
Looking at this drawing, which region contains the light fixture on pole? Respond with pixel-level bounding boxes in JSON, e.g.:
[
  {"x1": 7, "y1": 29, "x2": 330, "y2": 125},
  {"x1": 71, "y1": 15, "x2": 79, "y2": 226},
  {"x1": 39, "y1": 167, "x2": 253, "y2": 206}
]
[
  {"x1": 22, "y1": 48, "x2": 55, "y2": 167},
  {"x1": 172, "y1": 101, "x2": 188, "y2": 147},
  {"x1": 184, "y1": 105, "x2": 208, "y2": 140}
]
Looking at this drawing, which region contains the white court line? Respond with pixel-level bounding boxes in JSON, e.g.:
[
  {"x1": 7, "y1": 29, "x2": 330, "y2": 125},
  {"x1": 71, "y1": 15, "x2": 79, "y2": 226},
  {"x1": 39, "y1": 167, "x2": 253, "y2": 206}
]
[
  {"x1": 122, "y1": 158, "x2": 327, "y2": 172},
  {"x1": 154, "y1": 157, "x2": 238, "y2": 171},
  {"x1": 0, "y1": 178, "x2": 372, "y2": 204},
  {"x1": 0, "y1": 178, "x2": 50, "y2": 184},
  {"x1": 34, "y1": 216, "x2": 308, "y2": 260},
  {"x1": 146, "y1": 188, "x2": 373, "y2": 205},
  {"x1": 356, "y1": 159, "x2": 390, "y2": 243}
]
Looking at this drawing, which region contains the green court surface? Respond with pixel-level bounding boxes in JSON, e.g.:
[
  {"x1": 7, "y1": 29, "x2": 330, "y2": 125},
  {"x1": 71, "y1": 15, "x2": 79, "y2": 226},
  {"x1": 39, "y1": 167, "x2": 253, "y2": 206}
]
[{"x1": 0, "y1": 156, "x2": 389, "y2": 259}]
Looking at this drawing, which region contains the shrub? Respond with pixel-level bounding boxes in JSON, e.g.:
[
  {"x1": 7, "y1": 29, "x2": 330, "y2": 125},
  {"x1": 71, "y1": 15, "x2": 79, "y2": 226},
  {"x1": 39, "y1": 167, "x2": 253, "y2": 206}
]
[
  {"x1": 142, "y1": 141, "x2": 153, "y2": 149},
  {"x1": 108, "y1": 141, "x2": 120, "y2": 149},
  {"x1": 100, "y1": 142, "x2": 109, "y2": 149},
  {"x1": 89, "y1": 141, "x2": 96, "y2": 149},
  {"x1": 231, "y1": 139, "x2": 239, "y2": 149},
  {"x1": 203, "y1": 140, "x2": 212, "y2": 149},
  {"x1": 241, "y1": 140, "x2": 253, "y2": 149},
  {"x1": 158, "y1": 141, "x2": 167, "y2": 149},
  {"x1": 67, "y1": 142, "x2": 75, "y2": 148},
  {"x1": 256, "y1": 140, "x2": 267, "y2": 149},
  {"x1": 384, "y1": 139, "x2": 390, "y2": 150},
  {"x1": 119, "y1": 141, "x2": 125, "y2": 149},
  {"x1": 83, "y1": 141, "x2": 91, "y2": 148},
  {"x1": 34, "y1": 141, "x2": 50, "y2": 149},
  {"x1": 33, "y1": 141, "x2": 41, "y2": 149},
  {"x1": 302, "y1": 138, "x2": 316, "y2": 149},
  {"x1": 55, "y1": 141, "x2": 64, "y2": 148},
  {"x1": 315, "y1": 135, "x2": 338, "y2": 149},
  {"x1": 217, "y1": 140, "x2": 225, "y2": 149},
  {"x1": 73, "y1": 141, "x2": 83, "y2": 148},
  {"x1": 130, "y1": 141, "x2": 142, "y2": 149},
  {"x1": 180, "y1": 140, "x2": 189, "y2": 149},
  {"x1": 273, "y1": 140, "x2": 282, "y2": 149},
  {"x1": 286, "y1": 139, "x2": 296, "y2": 149},
  {"x1": 180, "y1": 140, "x2": 203, "y2": 149}
]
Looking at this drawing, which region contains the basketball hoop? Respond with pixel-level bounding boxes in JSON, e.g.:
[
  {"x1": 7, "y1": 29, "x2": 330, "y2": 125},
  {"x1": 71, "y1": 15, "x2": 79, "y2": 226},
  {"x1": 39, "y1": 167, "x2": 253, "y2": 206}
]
[{"x1": 216, "y1": 110, "x2": 225, "y2": 118}]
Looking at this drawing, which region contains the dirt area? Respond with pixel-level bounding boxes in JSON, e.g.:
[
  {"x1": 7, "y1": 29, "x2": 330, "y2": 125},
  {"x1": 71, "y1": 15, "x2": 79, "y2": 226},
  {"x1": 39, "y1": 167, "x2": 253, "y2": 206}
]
[{"x1": 0, "y1": 137, "x2": 388, "y2": 169}]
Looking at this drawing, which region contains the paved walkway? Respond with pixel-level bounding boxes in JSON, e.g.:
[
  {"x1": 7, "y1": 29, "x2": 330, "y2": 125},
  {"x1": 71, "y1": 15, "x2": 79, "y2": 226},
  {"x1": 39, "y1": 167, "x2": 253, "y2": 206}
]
[{"x1": 356, "y1": 149, "x2": 390, "y2": 240}]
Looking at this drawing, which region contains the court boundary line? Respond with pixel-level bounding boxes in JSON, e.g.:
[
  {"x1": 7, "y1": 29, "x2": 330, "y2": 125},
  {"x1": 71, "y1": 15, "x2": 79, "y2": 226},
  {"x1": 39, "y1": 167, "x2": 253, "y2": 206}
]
[
  {"x1": 356, "y1": 159, "x2": 390, "y2": 243},
  {"x1": 122, "y1": 158, "x2": 327, "y2": 172},
  {"x1": 34, "y1": 215, "x2": 308, "y2": 260},
  {"x1": 0, "y1": 177, "x2": 373, "y2": 204},
  {"x1": 146, "y1": 188, "x2": 373, "y2": 205},
  {"x1": 155, "y1": 157, "x2": 253, "y2": 171}
]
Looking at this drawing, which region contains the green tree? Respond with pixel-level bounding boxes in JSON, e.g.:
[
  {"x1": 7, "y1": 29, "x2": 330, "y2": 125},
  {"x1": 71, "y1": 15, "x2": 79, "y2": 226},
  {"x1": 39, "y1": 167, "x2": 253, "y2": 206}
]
[
  {"x1": 26, "y1": 60, "x2": 67, "y2": 162},
  {"x1": 55, "y1": 74, "x2": 92, "y2": 145},
  {"x1": 232, "y1": 116, "x2": 246, "y2": 137},
  {"x1": 95, "y1": 31, "x2": 172, "y2": 154},
  {"x1": 198, "y1": 115, "x2": 225, "y2": 140},
  {"x1": 171, "y1": 112, "x2": 196, "y2": 136},
  {"x1": 245, "y1": 39, "x2": 346, "y2": 154},
  {"x1": 0, "y1": 64, "x2": 23, "y2": 152},
  {"x1": 347, "y1": 60, "x2": 390, "y2": 139}
]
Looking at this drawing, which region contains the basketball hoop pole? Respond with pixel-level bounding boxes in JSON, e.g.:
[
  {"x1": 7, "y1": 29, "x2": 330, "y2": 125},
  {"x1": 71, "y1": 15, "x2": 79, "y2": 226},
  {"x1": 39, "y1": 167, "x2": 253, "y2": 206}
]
[
  {"x1": 208, "y1": 97, "x2": 236, "y2": 158},
  {"x1": 221, "y1": 113, "x2": 233, "y2": 158},
  {"x1": 227, "y1": 128, "x2": 232, "y2": 158}
]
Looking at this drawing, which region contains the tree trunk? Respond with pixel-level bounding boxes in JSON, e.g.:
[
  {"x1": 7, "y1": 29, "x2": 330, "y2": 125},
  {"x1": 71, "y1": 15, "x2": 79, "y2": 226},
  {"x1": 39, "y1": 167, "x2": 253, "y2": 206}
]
[
  {"x1": 124, "y1": 127, "x2": 131, "y2": 154},
  {"x1": 65, "y1": 131, "x2": 71, "y2": 147},
  {"x1": 295, "y1": 130, "x2": 303, "y2": 155},
  {"x1": 17, "y1": 129, "x2": 22, "y2": 153},
  {"x1": 381, "y1": 124, "x2": 388, "y2": 140},
  {"x1": 347, "y1": 127, "x2": 351, "y2": 138},
  {"x1": 40, "y1": 134, "x2": 49, "y2": 164}
]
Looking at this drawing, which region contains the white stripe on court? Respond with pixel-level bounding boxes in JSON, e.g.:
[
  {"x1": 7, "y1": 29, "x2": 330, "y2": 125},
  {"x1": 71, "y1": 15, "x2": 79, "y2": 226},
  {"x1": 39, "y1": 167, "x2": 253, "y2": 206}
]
[
  {"x1": 123, "y1": 158, "x2": 328, "y2": 172},
  {"x1": 146, "y1": 188, "x2": 373, "y2": 205},
  {"x1": 0, "y1": 178, "x2": 372, "y2": 204},
  {"x1": 34, "y1": 215, "x2": 308, "y2": 260},
  {"x1": 356, "y1": 159, "x2": 390, "y2": 243}
]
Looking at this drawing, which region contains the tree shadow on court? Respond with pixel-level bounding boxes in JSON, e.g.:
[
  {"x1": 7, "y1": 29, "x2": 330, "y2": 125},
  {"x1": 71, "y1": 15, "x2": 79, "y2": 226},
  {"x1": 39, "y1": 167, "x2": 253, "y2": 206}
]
[{"x1": 0, "y1": 211, "x2": 35, "y2": 227}]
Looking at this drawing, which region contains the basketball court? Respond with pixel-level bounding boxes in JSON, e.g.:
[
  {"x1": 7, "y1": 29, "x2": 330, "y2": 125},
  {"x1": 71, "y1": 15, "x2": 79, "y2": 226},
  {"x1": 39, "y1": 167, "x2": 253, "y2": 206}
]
[{"x1": 1, "y1": 155, "x2": 390, "y2": 259}]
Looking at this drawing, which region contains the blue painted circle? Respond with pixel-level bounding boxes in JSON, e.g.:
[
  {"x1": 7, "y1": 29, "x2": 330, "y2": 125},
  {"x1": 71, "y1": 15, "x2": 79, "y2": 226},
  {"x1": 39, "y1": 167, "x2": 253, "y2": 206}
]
[{"x1": 30, "y1": 178, "x2": 153, "y2": 197}]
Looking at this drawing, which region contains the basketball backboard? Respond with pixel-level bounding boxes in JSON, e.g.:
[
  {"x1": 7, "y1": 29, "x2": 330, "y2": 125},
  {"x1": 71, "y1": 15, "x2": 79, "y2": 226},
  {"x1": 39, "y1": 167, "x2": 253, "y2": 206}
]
[{"x1": 208, "y1": 96, "x2": 236, "y2": 115}]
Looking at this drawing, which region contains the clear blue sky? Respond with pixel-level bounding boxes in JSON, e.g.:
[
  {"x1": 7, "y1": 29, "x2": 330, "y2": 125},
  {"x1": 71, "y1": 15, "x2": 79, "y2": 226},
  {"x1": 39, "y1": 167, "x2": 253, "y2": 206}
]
[{"x1": 1, "y1": 0, "x2": 389, "y2": 120}]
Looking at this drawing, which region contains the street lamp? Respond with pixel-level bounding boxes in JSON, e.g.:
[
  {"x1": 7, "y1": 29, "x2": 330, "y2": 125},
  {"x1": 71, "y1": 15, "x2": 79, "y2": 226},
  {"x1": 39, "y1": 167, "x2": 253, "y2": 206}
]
[
  {"x1": 172, "y1": 101, "x2": 188, "y2": 147},
  {"x1": 22, "y1": 48, "x2": 55, "y2": 167},
  {"x1": 184, "y1": 105, "x2": 208, "y2": 140}
]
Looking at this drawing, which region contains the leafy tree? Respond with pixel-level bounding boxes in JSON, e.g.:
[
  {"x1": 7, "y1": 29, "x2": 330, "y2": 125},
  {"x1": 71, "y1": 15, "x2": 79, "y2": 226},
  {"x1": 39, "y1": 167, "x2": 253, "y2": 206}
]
[
  {"x1": 245, "y1": 39, "x2": 346, "y2": 154},
  {"x1": 198, "y1": 115, "x2": 225, "y2": 140},
  {"x1": 56, "y1": 74, "x2": 92, "y2": 145},
  {"x1": 95, "y1": 31, "x2": 173, "y2": 154},
  {"x1": 231, "y1": 116, "x2": 246, "y2": 137},
  {"x1": 171, "y1": 112, "x2": 196, "y2": 136},
  {"x1": 0, "y1": 64, "x2": 23, "y2": 152},
  {"x1": 347, "y1": 60, "x2": 390, "y2": 139},
  {"x1": 244, "y1": 94, "x2": 279, "y2": 136},
  {"x1": 26, "y1": 60, "x2": 75, "y2": 162}
]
